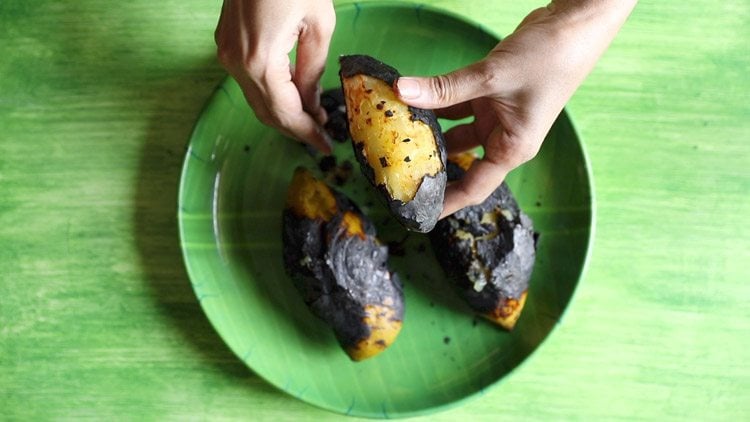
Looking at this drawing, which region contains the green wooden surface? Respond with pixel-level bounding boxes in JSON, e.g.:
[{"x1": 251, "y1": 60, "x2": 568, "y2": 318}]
[{"x1": 1, "y1": 0, "x2": 748, "y2": 419}]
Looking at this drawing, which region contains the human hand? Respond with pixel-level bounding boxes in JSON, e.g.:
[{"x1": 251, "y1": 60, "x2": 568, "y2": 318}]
[
  {"x1": 215, "y1": 0, "x2": 336, "y2": 154},
  {"x1": 395, "y1": 0, "x2": 636, "y2": 217}
]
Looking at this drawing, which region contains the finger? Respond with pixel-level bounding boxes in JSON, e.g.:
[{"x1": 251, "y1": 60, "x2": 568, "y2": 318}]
[
  {"x1": 238, "y1": 80, "x2": 301, "y2": 142},
  {"x1": 238, "y1": 62, "x2": 332, "y2": 154},
  {"x1": 443, "y1": 123, "x2": 482, "y2": 155},
  {"x1": 440, "y1": 152, "x2": 508, "y2": 219},
  {"x1": 214, "y1": 1, "x2": 226, "y2": 46},
  {"x1": 435, "y1": 102, "x2": 473, "y2": 120},
  {"x1": 294, "y1": 11, "x2": 335, "y2": 125},
  {"x1": 233, "y1": 73, "x2": 276, "y2": 126},
  {"x1": 262, "y1": 73, "x2": 333, "y2": 154},
  {"x1": 274, "y1": 105, "x2": 333, "y2": 154},
  {"x1": 394, "y1": 61, "x2": 492, "y2": 109}
]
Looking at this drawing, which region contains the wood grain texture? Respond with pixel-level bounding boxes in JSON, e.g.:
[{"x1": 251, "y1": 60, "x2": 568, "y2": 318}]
[{"x1": 1, "y1": 0, "x2": 748, "y2": 420}]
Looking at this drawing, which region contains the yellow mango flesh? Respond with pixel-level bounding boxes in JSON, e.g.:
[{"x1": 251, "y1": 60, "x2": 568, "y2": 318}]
[
  {"x1": 346, "y1": 304, "x2": 403, "y2": 361},
  {"x1": 343, "y1": 75, "x2": 442, "y2": 203},
  {"x1": 484, "y1": 290, "x2": 528, "y2": 331}
]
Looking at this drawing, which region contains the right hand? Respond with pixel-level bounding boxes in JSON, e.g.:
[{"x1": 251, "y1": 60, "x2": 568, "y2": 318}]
[
  {"x1": 395, "y1": 1, "x2": 636, "y2": 217},
  {"x1": 214, "y1": 0, "x2": 336, "y2": 154}
]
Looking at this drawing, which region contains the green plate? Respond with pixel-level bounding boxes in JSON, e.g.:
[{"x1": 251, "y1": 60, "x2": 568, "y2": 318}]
[{"x1": 178, "y1": 2, "x2": 593, "y2": 418}]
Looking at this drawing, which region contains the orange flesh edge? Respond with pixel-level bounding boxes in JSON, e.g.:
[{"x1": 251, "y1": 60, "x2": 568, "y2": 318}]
[
  {"x1": 484, "y1": 290, "x2": 528, "y2": 331},
  {"x1": 286, "y1": 168, "x2": 337, "y2": 221},
  {"x1": 346, "y1": 304, "x2": 403, "y2": 361}
]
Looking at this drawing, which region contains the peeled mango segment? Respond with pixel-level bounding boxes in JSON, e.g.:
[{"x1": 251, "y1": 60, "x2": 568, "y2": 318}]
[{"x1": 339, "y1": 54, "x2": 447, "y2": 233}]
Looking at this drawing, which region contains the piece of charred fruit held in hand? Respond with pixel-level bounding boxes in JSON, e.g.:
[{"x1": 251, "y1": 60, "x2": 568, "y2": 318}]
[
  {"x1": 429, "y1": 153, "x2": 537, "y2": 330},
  {"x1": 282, "y1": 167, "x2": 404, "y2": 361},
  {"x1": 321, "y1": 87, "x2": 349, "y2": 142},
  {"x1": 339, "y1": 54, "x2": 447, "y2": 233}
]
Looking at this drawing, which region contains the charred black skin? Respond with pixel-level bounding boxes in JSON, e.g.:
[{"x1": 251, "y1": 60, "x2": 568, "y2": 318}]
[
  {"x1": 429, "y1": 161, "x2": 536, "y2": 314},
  {"x1": 282, "y1": 189, "x2": 404, "y2": 350},
  {"x1": 321, "y1": 88, "x2": 349, "y2": 143},
  {"x1": 339, "y1": 54, "x2": 447, "y2": 233}
]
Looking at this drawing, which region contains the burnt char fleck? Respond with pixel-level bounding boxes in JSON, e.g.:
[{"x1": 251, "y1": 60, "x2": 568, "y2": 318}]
[
  {"x1": 404, "y1": 156, "x2": 411, "y2": 163},
  {"x1": 282, "y1": 179, "x2": 404, "y2": 353},
  {"x1": 429, "y1": 159, "x2": 536, "y2": 314},
  {"x1": 319, "y1": 156, "x2": 354, "y2": 187},
  {"x1": 386, "y1": 236, "x2": 409, "y2": 257},
  {"x1": 402, "y1": 138, "x2": 411, "y2": 143},
  {"x1": 318, "y1": 155, "x2": 337, "y2": 173},
  {"x1": 384, "y1": 110, "x2": 394, "y2": 117},
  {"x1": 376, "y1": 103, "x2": 384, "y2": 110},
  {"x1": 379, "y1": 157, "x2": 389, "y2": 168},
  {"x1": 321, "y1": 87, "x2": 344, "y2": 111},
  {"x1": 321, "y1": 87, "x2": 349, "y2": 142},
  {"x1": 339, "y1": 55, "x2": 447, "y2": 233},
  {"x1": 333, "y1": 160, "x2": 352, "y2": 186}
]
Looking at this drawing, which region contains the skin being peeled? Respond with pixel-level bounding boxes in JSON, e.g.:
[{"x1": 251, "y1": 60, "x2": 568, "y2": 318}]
[
  {"x1": 339, "y1": 55, "x2": 447, "y2": 232},
  {"x1": 282, "y1": 168, "x2": 404, "y2": 361},
  {"x1": 429, "y1": 153, "x2": 537, "y2": 330}
]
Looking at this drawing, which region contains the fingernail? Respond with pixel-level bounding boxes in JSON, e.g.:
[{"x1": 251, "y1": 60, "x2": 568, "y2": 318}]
[{"x1": 396, "y1": 78, "x2": 421, "y2": 99}]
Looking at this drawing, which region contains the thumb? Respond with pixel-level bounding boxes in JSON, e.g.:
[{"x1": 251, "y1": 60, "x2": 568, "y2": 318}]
[{"x1": 394, "y1": 61, "x2": 490, "y2": 109}]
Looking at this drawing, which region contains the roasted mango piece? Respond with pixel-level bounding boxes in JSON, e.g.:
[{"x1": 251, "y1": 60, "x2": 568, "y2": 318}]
[
  {"x1": 429, "y1": 153, "x2": 536, "y2": 330},
  {"x1": 339, "y1": 54, "x2": 447, "y2": 233},
  {"x1": 282, "y1": 168, "x2": 404, "y2": 360}
]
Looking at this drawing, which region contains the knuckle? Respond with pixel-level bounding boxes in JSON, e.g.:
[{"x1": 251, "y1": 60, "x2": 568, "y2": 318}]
[
  {"x1": 275, "y1": 115, "x2": 291, "y2": 130},
  {"x1": 511, "y1": 141, "x2": 540, "y2": 166},
  {"x1": 431, "y1": 74, "x2": 454, "y2": 104},
  {"x1": 493, "y1": 132, "x2": 540, "y2": 167},
  {"x1": 215, "y1": 42, "x2": 267, "y2": 78},
  {"x1": 269, "y1": 110, "x2": 294, "y2": 130},
  {"x1": 214, "y1": 28, "x2": 222, "y2": 48},
  {"x1": 216, "y1": 45, "x2": 233, "y2": 68},
  {"x1": 300, "y1": 10, "x2": 335, "y2": 45},
  {"x1": 467, "y1": 193, "x2": 489, "y2": 207},
  {"x1": 475, "y1": 60, "x2": 498, "y2": 91},
  {"x1": 316, "y1": 15, "x2": 336, "y2": 38},
  {"x1": 317, "y1": 4, "x2": 337, "y2": 34},
  {"x1": 214, "y1": 33, "x2": 233, "y2": 66},
  {"x1": 243, "y1": 52, "x2": 267, "y2": 78}
]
